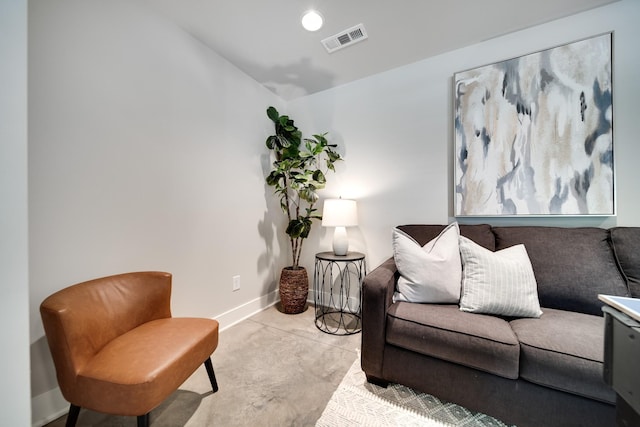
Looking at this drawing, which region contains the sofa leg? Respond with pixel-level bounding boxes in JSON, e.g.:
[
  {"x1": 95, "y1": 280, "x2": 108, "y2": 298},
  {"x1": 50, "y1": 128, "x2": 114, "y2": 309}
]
[
  {"x1": 65, "y1": 404, "x2": 80, "y2": 427},
  {"x1": 366, "y1": 374, "x2": 389, "y2": 388},
  {"x1": 204, "y1": 357, "x2": 219, "y2": 393},
  {"x1": 137, "y1": 413, "x2": 149, "y2": 427}
]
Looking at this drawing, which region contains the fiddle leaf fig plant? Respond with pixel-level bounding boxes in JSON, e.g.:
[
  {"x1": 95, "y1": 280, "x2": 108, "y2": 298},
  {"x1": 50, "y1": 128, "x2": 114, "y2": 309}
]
[{"x1": 265, "y1": 106, "x2": 341, "y2": 269}]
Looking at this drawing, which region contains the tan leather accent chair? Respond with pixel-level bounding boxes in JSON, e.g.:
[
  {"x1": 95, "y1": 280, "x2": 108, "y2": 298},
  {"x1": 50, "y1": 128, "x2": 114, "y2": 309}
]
[{"x1": 40, "y1": 271, "x2": 219, "y2": 427}]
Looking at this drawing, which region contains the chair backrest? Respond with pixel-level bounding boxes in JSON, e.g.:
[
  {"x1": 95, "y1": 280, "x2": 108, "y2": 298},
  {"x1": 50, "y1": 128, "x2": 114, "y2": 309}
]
[{"x1": 40, "y1": 271, "x2": 172, "y2": 396}]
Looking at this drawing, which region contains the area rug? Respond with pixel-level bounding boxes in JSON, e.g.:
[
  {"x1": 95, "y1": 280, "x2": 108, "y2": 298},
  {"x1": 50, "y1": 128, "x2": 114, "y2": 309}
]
[{"x1": 316, "y1": 357, "x2": 514, "y2": 427}]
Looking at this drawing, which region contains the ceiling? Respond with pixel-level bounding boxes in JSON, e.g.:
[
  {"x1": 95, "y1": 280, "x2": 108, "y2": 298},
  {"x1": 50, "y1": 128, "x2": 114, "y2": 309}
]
[{"x1": 136, "y1": 0, "x2": 618, "y2": 100}]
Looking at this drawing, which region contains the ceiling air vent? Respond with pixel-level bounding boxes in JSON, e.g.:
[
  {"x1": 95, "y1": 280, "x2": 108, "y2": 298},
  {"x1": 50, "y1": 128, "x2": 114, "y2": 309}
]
[{"x1": 321, "y1": 23, "x2": 368, "y2": 53}]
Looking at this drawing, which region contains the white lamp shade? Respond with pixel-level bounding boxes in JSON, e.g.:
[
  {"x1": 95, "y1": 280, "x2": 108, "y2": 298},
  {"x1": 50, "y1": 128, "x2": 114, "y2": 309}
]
[
  {"x1": 321, "y1": 199, "x2": 358, "y2": 227},
  {"x1": 322, "y1": 199, "x2": 358, "y2": 256}
]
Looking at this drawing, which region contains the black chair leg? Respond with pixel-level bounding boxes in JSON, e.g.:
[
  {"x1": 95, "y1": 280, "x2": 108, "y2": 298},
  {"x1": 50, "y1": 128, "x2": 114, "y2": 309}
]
[
  {"x1": 204, "y1": 357, "x2": 219, "y2": 393},
  {"x1": 137, "y1": 413, "x2": 149, "y2": 427},
  {"x1": 65, "y1": 404, "x2": 80, "y2": 427}
]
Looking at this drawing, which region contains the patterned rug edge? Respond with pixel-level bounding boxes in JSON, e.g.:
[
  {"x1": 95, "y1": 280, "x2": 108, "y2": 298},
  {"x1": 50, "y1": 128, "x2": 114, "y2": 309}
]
[{"x1": 316, "y1": 356, "x2": 513, "y2": 427}]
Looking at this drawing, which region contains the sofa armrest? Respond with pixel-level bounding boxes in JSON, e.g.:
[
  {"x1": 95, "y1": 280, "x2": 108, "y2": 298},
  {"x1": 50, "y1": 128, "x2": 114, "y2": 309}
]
[{"x1": 361, "y1": 256, "x2": 397, "y2": 382}]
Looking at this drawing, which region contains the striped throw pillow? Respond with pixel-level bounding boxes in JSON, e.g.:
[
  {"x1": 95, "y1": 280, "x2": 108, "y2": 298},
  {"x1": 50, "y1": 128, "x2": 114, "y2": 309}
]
[{"x1": 459, "y1": 236, "x2": 542, "y2": 318}]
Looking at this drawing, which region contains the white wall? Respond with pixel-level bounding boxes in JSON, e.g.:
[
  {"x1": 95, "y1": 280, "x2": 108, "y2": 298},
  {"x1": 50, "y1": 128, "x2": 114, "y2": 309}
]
[
  {"x1": 1, "y1": 1, "x2": 31, "y2": 425},
  {"x1": 28, "y1": 0, "x2": 285, "y2": 423},
  {"x1": 288, "y1": 0, "x2": 640, "y2": 269}
]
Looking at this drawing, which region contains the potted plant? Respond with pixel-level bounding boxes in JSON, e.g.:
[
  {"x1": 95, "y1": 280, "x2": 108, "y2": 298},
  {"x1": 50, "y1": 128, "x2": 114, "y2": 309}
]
[{"x1": 264, "y1": 106, "x2": 342, "y2": 314}]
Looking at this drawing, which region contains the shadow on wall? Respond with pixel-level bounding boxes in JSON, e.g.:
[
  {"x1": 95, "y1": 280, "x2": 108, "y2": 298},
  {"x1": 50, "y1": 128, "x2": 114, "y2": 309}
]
[
  {"x1": 258, "y1": 148, "x2": 286, "y2": 294},
  {"x1": 248, "y1": 57, "x2": 336, "y2": 100},
  {"x1": 257, "y1": 206, "x2": 280, "y2": 298}
]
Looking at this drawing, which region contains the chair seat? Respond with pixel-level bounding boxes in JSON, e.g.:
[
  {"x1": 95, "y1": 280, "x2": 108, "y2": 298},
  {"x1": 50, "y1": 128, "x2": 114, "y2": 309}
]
[{"x1": 76, "y1": 317, "x2": 218, "y2": 415}]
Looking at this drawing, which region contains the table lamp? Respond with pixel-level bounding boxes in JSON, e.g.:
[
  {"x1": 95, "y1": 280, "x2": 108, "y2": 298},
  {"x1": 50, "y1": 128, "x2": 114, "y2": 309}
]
[{"x1": 322, "y1": 198, "x2": 358, "y2": 256}]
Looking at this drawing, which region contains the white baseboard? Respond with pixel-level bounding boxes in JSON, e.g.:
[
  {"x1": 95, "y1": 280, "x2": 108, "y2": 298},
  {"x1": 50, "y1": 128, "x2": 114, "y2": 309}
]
[
  {"x1": 31, "y1": 387, "x2": 68, "y2": 427},
  {"x1": 31, "y1": 290, "x2": 281, "y2": 426},
  {"x1": 215, "y1": 289, "x2": 280, "y2": 331}
]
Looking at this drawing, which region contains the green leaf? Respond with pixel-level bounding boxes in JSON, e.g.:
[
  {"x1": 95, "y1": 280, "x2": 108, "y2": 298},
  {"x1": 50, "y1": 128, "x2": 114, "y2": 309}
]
[
  {"x1": 286, "y1": 219, "x2": 306, "y2": 239},
  {"x1": 267, "y1": 106, "x2": 279, "y2": 122},
  {"x1": 313, "y1": 170, "x2": 326, "y2": 184},
  {"x1": 327, "y1": 149, "x2": 341, "y2": 162},
  {"x1": 266, "y1": 171, "x2": 284, "y2": 187},
  {"x1": 286, "y1": 217, "x2": 313, "y2": 239},
  {"x1": 276, "y1": 135, "x2": 291, "y2": 149},
  {"x1": 300, "y1": 218, "x2": 313, "y2": 238},
  {"x1": 300, "y1": 189, "x2": 319, "y2": 203},
  {"x1": 266, "y1": 136, "x2": 276, "y2": 149},
  {"x1": 313, "y1": 134, "x2": 328, "y2": 145}
]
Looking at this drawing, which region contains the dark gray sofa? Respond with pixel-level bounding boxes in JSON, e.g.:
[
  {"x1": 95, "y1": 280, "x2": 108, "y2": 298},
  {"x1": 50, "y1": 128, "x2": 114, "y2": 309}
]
[{"x1": 362, "y1": 225, "x2": 640, "y2": 427}]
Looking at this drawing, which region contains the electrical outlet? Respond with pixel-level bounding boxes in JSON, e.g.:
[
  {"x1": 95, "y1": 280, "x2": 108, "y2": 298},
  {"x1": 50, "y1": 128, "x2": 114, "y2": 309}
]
[{"x1": 232, "y1": 275, "x2": 240, "y2": 292}]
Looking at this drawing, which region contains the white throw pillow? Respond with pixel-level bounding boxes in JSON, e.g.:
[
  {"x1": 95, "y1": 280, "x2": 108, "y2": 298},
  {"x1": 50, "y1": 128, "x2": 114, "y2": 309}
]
[
  {"x1": 459, "y1": 236, "x2": 542, "y2": 318},
  {"x1": 393, "y1": 222, "x2": 462, "y2": 303}
]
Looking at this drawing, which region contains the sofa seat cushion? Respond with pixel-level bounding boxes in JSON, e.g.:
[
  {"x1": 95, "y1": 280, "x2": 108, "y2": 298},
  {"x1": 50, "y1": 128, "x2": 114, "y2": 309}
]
[
  {"x1": 510, "y1": 308, "x2": 615, "y2": 404},
  {"x1": 386, "y1": 302, "x2": 520, "y2": 379},
  {"x1": 77, "y1": 317, "x2": 219, "y2": 415}
]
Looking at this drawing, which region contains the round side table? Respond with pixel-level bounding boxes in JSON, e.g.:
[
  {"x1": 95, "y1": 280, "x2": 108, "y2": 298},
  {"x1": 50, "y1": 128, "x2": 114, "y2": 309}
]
[{"x1": 313, "y1": 251, "x2": 366, "y2": 335}]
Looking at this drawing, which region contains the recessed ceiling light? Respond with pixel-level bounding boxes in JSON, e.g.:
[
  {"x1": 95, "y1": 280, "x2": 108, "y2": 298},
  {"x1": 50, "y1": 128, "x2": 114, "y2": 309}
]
[{"x1": 301, "y1": 10, "x2": 323, "y2": 32}]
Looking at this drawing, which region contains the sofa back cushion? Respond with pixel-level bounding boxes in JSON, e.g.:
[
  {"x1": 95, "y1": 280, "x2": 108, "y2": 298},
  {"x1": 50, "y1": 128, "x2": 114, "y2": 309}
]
[
  {"x1": 610, "y1": 227, "x2": 640, "y2": 298},
  {"x1": 492, "y1": 227, "x2": 628, "y2": 315},
  {"x1": 398, "y1": 224, "x2": 495, "y2": 250}
]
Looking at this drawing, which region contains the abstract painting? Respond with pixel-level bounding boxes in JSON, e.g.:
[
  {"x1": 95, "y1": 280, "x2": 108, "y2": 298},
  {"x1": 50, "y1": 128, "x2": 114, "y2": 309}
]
[{"x1": 454, "y1": 33, "x2": 613, "y2": 216}]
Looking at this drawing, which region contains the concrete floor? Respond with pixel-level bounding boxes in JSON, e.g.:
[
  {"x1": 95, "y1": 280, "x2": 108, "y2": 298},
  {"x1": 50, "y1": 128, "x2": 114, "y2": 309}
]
[{"x1": 44, "y1": 303, "x2": 361, "y2": 426}]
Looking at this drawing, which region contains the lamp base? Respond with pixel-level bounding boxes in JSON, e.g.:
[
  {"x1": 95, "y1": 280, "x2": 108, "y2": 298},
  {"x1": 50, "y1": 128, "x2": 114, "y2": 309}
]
[{"x1": 332, "y1": 226, "x2": 349, "y2": 256}]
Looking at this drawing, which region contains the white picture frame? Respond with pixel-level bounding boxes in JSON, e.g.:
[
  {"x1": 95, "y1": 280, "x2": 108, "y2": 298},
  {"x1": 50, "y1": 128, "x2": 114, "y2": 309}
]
[{"x1": 453, "y1": 33, "x2": 614, "y2": 217}]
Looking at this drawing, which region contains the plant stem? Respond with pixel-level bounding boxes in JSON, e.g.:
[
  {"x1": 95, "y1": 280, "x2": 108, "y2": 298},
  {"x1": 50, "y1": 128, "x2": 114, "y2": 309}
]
[
  {"x1": 281, "y1": 175, "x2": 297, "y2": 267},
  {"x1": 296, "y1": 238, "x2": 303, "y2": 268}
]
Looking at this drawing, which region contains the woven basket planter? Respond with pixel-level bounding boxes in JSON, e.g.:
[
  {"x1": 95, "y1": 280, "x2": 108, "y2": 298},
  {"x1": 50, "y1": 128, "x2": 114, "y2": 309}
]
[{"x1": 279, "y1": 267, "x2": 308, "y2": 314}]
